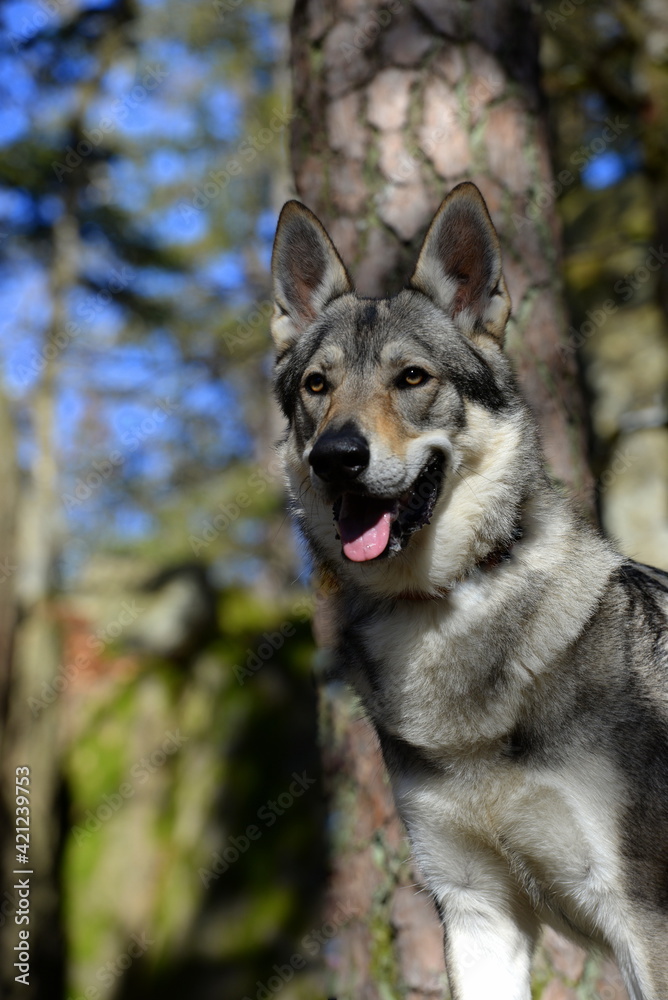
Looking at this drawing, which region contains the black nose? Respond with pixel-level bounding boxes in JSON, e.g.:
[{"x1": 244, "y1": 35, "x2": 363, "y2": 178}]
[{"x1": 309, "y1": 425, "x2": 370, "y2": 483}]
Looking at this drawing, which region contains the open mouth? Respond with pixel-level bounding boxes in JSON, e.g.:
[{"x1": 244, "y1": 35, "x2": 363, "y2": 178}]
[{"x1": 332, "y1": 453, "x2": 446, "y2": 563}]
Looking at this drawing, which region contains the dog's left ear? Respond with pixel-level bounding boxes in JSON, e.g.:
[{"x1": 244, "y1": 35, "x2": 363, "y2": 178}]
[
  {"x1": 271, "y1": 200, "x2": 352, "y2": 352},
  {"x1": 409, "y1": 182, "x2": 511, "y2": 344}
]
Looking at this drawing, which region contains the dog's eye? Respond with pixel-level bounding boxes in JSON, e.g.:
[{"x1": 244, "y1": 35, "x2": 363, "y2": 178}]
[
  {"x1": 304, "y1": 373, "x2": 327, "y2": 394},
  {"x1": 397, "y1": 367, "x2": 430, "y2": 389}
]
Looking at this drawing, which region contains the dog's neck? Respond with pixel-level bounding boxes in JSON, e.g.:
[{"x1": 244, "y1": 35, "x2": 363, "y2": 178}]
[
  {"x1": 393, "y1": 523, "x2": 525, "y2": 601},
  {"x1": 316, "y1": 518, "x2": 529, "y2": 605}
]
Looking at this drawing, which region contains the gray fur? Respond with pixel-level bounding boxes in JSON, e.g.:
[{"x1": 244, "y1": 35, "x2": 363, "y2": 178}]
[{"x1": 271, "y1": 183, "x2": 668, "y2": 1000}]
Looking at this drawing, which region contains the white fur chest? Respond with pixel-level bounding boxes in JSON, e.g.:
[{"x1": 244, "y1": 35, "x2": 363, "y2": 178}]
[
  {"x1": 348, "y1": 572, "x2": 629, "y2": 950},
  {"x1": 349, "y1": 536, "x2": 619, "y2": 754},
  {"x1": 353, "y1": 572, "x2": 543, "y2": 751}
]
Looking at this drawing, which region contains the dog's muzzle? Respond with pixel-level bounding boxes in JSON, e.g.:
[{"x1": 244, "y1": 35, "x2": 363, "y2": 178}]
[
  {"x1": 330, "y1": 453, "x2": 446, "y2": 563},
  {"x1": 308, "y1": 425, "x2": 446, "y2": 562}
]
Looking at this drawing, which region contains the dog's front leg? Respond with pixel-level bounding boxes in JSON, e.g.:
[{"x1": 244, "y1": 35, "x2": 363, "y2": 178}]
[
  {"x1": 437, "y1": 889, "x2": 538, "y2": 1000},
  {"x1": 418, "y1": 837, "x2": 538, "y2": 1000}
]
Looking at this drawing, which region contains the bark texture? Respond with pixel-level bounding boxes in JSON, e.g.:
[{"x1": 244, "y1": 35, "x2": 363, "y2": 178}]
[
  {"x1": 288, "y1": 2, "x2": 607, "y2": 997},
  {"x1": 290, "y1": 0, "x2": 594, "y2": 502}
]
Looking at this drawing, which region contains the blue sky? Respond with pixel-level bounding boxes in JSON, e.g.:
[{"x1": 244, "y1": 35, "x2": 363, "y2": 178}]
[{"x1": 0, "y1": 0, "x2": 282, "y2": 566}]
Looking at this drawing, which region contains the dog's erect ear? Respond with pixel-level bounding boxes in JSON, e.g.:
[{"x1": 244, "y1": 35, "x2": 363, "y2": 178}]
[
  {"x1": 409, "y1": 182, "x2": 511, "y2": 343},
  {"x1": 270, "y1": 201, "x2": 352, "y2": 352}
]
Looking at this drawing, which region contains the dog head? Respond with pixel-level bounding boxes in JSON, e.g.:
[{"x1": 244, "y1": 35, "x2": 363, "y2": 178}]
[{"x1": 270, "y1": 183, "x2": 539, "y2": 596}]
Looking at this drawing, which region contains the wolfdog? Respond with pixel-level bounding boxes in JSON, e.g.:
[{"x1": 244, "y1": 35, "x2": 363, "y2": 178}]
[{"x1": 270, "y1": 181, "x2": 668, "y2": 1000}]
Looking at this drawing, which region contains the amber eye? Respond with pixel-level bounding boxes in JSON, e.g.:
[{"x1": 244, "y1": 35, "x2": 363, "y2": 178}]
[
  {"x1": 397, "y1": 367, "x2": 430, "y2": 389},
  {"x1": 305, "y1": 372, "x2": 327, "y2": 394}
]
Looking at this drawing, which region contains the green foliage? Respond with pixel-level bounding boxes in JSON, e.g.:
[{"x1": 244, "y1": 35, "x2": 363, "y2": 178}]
[{"x1": 62, "y1": 589, "x2": 325, "y2": 999}]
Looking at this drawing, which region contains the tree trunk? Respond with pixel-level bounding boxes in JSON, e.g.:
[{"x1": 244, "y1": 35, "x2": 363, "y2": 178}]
[
  {"x1": 0, "y1": 212, "x2": 76, "y2": 1000},
  {"x1": 0, "y1": 385, "x2": 18, "y2": 745},
  {"x1": 288, "y1": 2, "x2": 608, "y2": 998}
]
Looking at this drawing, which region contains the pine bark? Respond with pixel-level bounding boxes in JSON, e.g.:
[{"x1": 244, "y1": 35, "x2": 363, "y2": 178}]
[{"x1": 288, "y1": 2, "x2": 602, "y2": 997}]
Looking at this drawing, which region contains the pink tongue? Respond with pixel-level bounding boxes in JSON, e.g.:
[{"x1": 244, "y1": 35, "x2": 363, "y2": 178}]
[{"x1": 337, "y1": 495, "x2": 393, "y2": 562}]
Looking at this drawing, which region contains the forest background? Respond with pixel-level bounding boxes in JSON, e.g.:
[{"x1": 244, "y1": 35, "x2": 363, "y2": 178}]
[{"x1": 0, "y1": 1, "x2": 667, "y2": 998}]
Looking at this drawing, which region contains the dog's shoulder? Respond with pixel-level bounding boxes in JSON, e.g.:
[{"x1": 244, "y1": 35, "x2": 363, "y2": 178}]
[
  {"x1": 617, "y1": 558, "x2": 668, "y2": 601},
  {"x1": 611, "y1": 558, "x2": 668, "y2": 660}
]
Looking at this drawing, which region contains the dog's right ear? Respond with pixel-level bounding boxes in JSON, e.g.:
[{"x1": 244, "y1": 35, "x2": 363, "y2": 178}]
[{"x1": 270, "y1": 201, "x2": 352, "y2": 352}]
